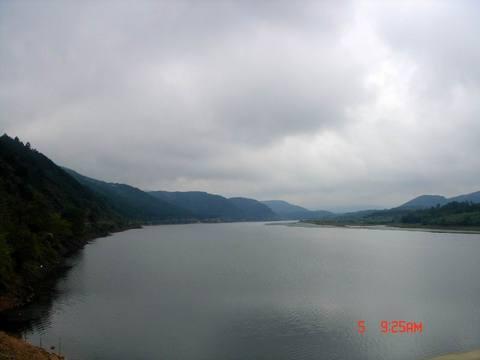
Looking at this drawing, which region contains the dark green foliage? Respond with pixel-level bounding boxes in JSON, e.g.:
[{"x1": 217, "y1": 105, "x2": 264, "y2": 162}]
[
  {"x1": 65, "y1": 169, "x2": 195, "y2": 222},
  {"x1": 398, "y1": 191, "x2": 480, "y2": 210},
  {"x1": 399, "y1": 202, "x2": 480, "y2": 226},
  {"x1": 0, "y1": 234, "x2": 13, "y2": 291},
  {"x1": 0, "y1": 134, "x2": 127, "y2": 295}
]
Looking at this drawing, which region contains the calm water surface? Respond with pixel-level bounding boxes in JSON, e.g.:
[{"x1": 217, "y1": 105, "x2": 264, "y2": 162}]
[{"x1": 12, "y1": 223, "x2": 480, "y2": 359}]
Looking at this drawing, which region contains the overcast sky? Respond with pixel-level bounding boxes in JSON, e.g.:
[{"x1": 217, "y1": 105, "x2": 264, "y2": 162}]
[{"x1": 1, "y1": 0, "x2": 479, "y2": 211}]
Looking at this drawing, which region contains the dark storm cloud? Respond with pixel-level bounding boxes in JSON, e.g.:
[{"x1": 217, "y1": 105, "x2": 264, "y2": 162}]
[{"x1": 1, "y1": 0, "x2": 480, "y2": 210}]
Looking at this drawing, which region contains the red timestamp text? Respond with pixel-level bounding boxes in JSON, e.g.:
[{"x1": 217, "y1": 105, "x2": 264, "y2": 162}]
[{"x1": 357, "y1": 320, "x2": 423, "y2": 335}]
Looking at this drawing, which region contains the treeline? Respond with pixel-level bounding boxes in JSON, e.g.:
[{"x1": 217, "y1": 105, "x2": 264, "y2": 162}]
[{"x1": 399, "y1": 201, "x2": 480, "y2": 226}]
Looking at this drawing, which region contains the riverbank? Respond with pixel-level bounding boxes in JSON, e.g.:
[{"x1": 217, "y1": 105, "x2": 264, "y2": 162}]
[
  {"x1": 292, "y1": 221, "x2": 480, "y2": 234},
  {"x1": 0, "y1": 331, "x2": 63, "y2": 359},
  {"x1": 0, "y1": 223, "x2": 140, "y2": 315},
  {"x1": 429, "y1": 349, "x2": 480, "y2": 359}
]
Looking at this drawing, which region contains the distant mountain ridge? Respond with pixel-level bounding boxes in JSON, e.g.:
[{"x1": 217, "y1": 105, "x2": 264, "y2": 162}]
[
  {"x1": 149, "y1": 191, "x2": 276, "y2": 221},
  {"x1": 262, "y1": 200, "x2": 334, "y2": 220},
  {"x1": 65, "y1": 169, "x2": 195, "y2": 222},
  {"x1": 319, "y1": 190, "x2": 480, "y2": 227},
  {"x1": 398, "y1": 195, "x2": 448, "y2": 209},
  {"x1": 5, "y1": 132, "x2": 480, "y2": 307},
  {"x1": 0, "y1": 134, "x2": 298, "y2": 305},
  {"x1": 229, "y1": 197, "x2": 277, "y2": 220},
  {"x1": 398, "y1": 191, "x2": 480, "y2": 209},
  {"x1": 450, "y1": 191, "x2": 480, "y2": 204}
]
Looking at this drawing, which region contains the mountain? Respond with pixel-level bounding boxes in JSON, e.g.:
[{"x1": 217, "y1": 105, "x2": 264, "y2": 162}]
[
  {"x1": 449, "y1": 191, "x2": 480, "y2": 204},
  {"x1": 314, "y1": 191, "x2": 480, "y2": 227},
  {"x1": 0, "y1": 134, "x2": 284, "y2": 306},
  {"x1": 150, "y1": 191, "x2": 243, "y2": 220},
  {"x1": 398, "y1": 191, "x2": 480, "y2": 210},
  {"x1": 0, "y1": 134, "x2": 127, "y2": 298},
  {"x1": 310, "y1": 201, "x2": 480, "y2": 228},
  {"x1": 400, "y1": 201, "x2": 480, "y2": 226},
  {"x1": 228, "y1": 197, "x2": 277, "y2": 220},
  {"x1": 262, "y1": 200, "x2": 333, "y2": 220},
  {"x1": 262, "y1": 200, "x2": 310, "y2": 215},
  {"x1": 65, "y1": 169, "x2": 194, "y2": 223},
  {"x1": 398, "y1": 195, "x2": 448, "y2": 209},
  {"x1": 149, "y1": 191, "x2": 277, "y2": 221}
]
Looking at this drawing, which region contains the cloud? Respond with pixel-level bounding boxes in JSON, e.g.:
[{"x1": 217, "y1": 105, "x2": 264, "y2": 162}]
[{"x1": 1, "y1": 0, "x2": 480, "y2": 210}]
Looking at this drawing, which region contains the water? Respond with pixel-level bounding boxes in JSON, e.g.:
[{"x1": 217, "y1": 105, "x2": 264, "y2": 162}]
[{"x1": 6, "y1": 222, "x2": 480, "y2": 359}]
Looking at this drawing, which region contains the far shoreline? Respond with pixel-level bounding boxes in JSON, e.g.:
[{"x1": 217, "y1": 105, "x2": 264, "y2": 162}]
[
  {"x1": 283, "y1": 221, "x2": 480, "y2": 234},
  {"x1": 427, "y1": 349, "x2": 480, "y2": 360}
]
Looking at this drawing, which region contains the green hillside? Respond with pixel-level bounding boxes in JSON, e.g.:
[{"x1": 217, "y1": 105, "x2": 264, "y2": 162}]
[
  {"x1": 0, "y1": 135, "x2": 128, "y2": 300},
  {"x1": 308, "y1": 201, "x2": 480, "y2": 228},
  {"x1": 65, "y1": 169, "x2": 195, "y2": 223},
  {"x1": 399, "y1": 201, "x2": 480, "y2": 226}
]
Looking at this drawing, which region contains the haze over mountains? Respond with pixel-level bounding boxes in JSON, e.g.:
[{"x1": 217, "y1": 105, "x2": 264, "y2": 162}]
[
  {"x1": 0, "y1": 134, "x2": 285, "y2": 300},
  {"x1": 2, "y1": 133, "x2": 480, "y2": 303},
  {"x1": 1, "y1": 133, "x2": 339, "y2": 299},
  {"x1": 261, "y1": 200, "x2": 334, "y2": 220}
]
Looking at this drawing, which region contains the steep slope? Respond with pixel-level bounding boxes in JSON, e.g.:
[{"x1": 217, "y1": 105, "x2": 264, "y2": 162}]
[
  {"x1": 150, "y1": 191, "x2": 244, "y2": 220},
  {"x1": 0, "y1": 134, "x2": 126, "y2": 299},
  {"x1": 65, "y1": 169, "x2": 194, "y2": 222},
  {"x1": 229, "y1": 197, "x2": 277, "y2": 220}
]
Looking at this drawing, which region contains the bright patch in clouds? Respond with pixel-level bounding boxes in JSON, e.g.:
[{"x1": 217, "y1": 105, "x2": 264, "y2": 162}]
[{"x1": 1, "y1": 0, "x2": 479, "y2": 211}]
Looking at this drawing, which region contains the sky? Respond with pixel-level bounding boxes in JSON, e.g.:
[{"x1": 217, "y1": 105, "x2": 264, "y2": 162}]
[{"x1": 1, "y1": 0, "x2": 479, "y2": 211}]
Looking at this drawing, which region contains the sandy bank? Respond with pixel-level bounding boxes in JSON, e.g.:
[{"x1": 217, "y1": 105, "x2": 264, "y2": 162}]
[
  {"x1": 428, "y1": 350, "x2": 480, "y2": 360},
  {"x1": 287, "y1": 222, "x2": 480, "y2": 234},
  {"x1": 0, "y1": 331, "x2": 63, "y2": 360}
]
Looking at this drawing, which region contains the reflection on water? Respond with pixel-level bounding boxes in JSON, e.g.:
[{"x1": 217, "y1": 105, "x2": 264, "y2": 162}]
[
  {"x1": 0, "y1": 250, "x2": 84, "y2": 335},
  {"x1": 2, "y1": 223, "x2": 480, "y2": 359}
]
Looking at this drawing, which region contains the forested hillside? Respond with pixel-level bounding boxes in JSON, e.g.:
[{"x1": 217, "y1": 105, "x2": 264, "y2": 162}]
[
  {"x1": 309, "y1": 201, "x2": 480, "y2": 228},
  {"x1": 228, "y1": 197, "x2": 276, "y2": 220},
  {"x1": 65, "y1": 169, "x2": 195, "y2": 223},
  {"x1": 399, "y1": 202, "x2": 480, "y2": 226},
  {"x1": 0, "y1": 134, "x2": 290, "y2": 305},
  {"x1": 398, "y1": 191, "x2": 480, "y2": 209},
  {"x1": 0, "y1": 135, "x2": 129, "y2": 302}
]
